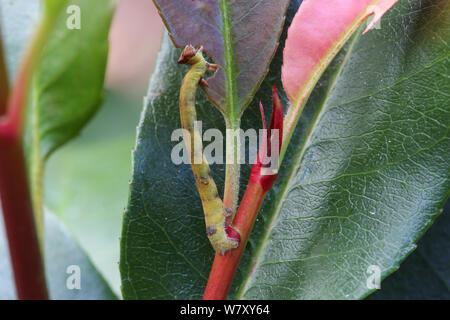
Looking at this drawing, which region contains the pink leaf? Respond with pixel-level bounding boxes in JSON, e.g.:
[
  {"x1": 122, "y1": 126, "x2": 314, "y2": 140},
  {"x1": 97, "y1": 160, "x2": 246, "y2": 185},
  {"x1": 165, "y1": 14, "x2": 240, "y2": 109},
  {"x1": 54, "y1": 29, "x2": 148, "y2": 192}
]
[{"x1": 281, "y1": 0, "x2": 398, "y2": 136}]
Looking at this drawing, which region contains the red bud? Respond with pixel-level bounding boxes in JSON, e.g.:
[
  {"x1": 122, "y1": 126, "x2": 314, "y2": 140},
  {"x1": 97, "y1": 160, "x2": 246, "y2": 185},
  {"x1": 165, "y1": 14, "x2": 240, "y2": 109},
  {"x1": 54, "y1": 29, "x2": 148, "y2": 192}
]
[{"x1": 251, "y1": 85, "x2": 284, "y2": 192}]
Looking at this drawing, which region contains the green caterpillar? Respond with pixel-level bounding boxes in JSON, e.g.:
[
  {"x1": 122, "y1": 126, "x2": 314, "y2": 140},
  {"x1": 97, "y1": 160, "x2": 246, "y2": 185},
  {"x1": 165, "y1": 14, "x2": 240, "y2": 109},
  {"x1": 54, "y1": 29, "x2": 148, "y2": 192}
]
[{"x1": 178, "y1": 45, "x2": 240, "y2": 254}]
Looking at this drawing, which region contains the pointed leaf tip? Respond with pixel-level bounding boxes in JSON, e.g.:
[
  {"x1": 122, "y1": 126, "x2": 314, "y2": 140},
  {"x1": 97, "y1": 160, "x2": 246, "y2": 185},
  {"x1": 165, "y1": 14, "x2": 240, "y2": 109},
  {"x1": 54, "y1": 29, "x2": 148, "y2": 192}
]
[
  {"x1": 363, "y1": 0, "x2": 399, "y2": 34},
  {"x1": 270, "y1": 85, "x2": 283, "y2": 154},
  {"x1": 259, "y1": 102, "x2": 267, "y2": 130}
]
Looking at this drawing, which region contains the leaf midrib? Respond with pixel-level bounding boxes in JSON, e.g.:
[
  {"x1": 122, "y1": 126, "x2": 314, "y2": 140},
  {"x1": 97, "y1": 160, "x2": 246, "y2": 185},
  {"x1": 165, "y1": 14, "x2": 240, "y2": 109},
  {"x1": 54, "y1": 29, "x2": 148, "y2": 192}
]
[{"x1": 220, "y1": 0, "x2": 237, "y2": 127}]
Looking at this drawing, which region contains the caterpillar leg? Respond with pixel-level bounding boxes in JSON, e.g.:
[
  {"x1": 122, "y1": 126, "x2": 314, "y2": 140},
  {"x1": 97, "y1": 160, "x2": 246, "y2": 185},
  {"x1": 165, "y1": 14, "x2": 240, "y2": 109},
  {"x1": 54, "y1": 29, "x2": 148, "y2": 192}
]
[
  {"x1": 206, "y1": 221, "x2": 240, "y2": 254},
  {"x1": 224, "y1": 207, "x2": 233, "y2": 218},
  {"x1": 206, "y1": 63, "x2": 218, "y2": 72},
  {"x1": 200, "y1": 77, "x2": 209, "y2": 87},
  {"x1": 206, "y1": 206, "x2": 239, "y2": 254}
]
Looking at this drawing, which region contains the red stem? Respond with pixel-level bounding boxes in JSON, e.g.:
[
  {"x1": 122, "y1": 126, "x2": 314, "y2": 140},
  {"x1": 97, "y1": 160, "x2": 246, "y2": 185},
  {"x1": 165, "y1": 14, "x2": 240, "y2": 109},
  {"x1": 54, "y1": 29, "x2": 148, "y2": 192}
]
[
  {"x1": 0, "y1": 132, "x2": 48, "y2": 299},
  {"x1": 0, "y1": 26, "x2": 48, "y2": 299}
]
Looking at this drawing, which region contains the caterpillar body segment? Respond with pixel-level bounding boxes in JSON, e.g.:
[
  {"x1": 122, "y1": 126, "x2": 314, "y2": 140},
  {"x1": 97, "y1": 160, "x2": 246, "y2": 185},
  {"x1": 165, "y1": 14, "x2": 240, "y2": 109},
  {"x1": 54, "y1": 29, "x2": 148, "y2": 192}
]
[{"x1": 178, "y1": 45, "x2": 239, "y2": 254}]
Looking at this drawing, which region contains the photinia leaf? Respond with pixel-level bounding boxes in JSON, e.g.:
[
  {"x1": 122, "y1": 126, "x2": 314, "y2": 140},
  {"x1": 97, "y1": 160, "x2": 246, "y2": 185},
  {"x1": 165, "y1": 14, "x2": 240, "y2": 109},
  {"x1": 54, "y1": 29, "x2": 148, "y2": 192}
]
[
  {"x1": 120, "y1": 0, "x2": 450, "y2": 299},
  {"x1": 153, "y1": 0, "x2": 289, "y2": 125},
  {"x1": 281, "y1": 0, "x2": 398, "y2": 154},
  {"x1": 23, "y1": 0, "x2": 115, "y2": 239},
  {"x1": 29, "y1": 0, "x2": 114, "y2": 159}
]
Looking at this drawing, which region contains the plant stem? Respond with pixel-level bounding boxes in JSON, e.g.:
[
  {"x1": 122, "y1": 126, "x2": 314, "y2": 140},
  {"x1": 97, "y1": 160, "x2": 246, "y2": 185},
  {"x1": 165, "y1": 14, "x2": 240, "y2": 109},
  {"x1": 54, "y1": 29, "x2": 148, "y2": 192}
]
[
  {"x1": 223, "y1": 119, "x2": 241, "y2": 213},
  {"x1": 0, "y1": 131, "x2": 48, "y2": 299},
  {"x1": 0, "y1": 8, "x2": 60, "y2": 299},
  {"x1": 0, "y1": 39, "x2": 49, "y2": 299}
]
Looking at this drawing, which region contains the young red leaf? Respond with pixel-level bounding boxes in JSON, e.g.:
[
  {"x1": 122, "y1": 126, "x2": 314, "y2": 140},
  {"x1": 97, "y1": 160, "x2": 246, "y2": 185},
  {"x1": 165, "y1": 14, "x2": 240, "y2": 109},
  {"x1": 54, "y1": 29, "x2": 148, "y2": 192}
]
[
  {"x1": 281, "y1": 0, "x2": 398, "y2": 153},
  {"x1": 251, "y1": 85, "x2": 284, "y2": 192}
]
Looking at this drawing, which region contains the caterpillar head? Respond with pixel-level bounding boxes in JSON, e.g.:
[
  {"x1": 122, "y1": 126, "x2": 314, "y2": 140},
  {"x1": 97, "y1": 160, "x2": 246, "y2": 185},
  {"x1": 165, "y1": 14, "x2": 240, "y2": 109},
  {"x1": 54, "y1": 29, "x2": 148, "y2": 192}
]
[{"x1": 177, "y1": 45, "x2": 203, "y2": 65}]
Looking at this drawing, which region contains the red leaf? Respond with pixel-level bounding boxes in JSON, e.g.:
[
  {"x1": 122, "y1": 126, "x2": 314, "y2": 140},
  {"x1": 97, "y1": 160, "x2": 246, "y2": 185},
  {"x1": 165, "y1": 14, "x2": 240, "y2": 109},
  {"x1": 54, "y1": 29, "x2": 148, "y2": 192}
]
[
  {"x1": 282, "y1": 0, "x2": 398, "y2": 105},
  {"x1": 251, "y1": 85, "x2": 284, "y2": 192}
]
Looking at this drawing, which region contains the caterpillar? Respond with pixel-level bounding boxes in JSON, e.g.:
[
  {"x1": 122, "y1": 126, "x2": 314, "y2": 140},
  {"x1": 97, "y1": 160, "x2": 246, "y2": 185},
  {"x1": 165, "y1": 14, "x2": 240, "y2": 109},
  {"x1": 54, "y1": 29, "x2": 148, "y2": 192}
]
[{"x1": 177, "y1": 45, "x2": 240, "y2": 254}]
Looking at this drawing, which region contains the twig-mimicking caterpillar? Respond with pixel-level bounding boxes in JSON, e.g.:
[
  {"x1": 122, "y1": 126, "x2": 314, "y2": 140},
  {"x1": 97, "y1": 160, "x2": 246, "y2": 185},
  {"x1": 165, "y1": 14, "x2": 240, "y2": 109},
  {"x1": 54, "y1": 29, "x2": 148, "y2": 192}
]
[{"x1": 178, "y1": 45, "x2": 240, "y2": 254}]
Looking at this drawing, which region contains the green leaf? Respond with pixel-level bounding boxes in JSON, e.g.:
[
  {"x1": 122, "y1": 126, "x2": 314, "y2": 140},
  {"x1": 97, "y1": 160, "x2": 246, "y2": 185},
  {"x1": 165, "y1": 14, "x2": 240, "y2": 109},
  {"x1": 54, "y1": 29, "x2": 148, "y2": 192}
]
[
  {"x1": 23, "y1": 0, "x2": 115, "y2": 240},
  {"x1": 30, "y1": 0, "x2": 114, "y2": 160},
  {"x1": 153, "y1": 0, "x2": 289, "y2": 124},
  {"x1": 120, "y1": 0, "x2": 450, "y2": 299},
  {"x1": 0, "y1": 209, "x2": 117, "y2": 299},
  {"x1": 44, "y1": 91, "x2": 142, "y2": 297}
]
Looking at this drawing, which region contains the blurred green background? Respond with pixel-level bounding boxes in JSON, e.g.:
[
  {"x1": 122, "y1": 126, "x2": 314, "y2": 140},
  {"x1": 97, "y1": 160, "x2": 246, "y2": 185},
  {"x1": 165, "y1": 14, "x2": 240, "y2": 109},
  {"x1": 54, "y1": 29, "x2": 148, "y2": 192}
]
[
  {"x1": 0, "y1": 0, "x2": 162, "y2": 297},
  {"x1": 43, "y1": 0, "x2": 163, "y2": 296},
  {"x1": 44, "y1": 92, "x2": 140, "y2": 296}
]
